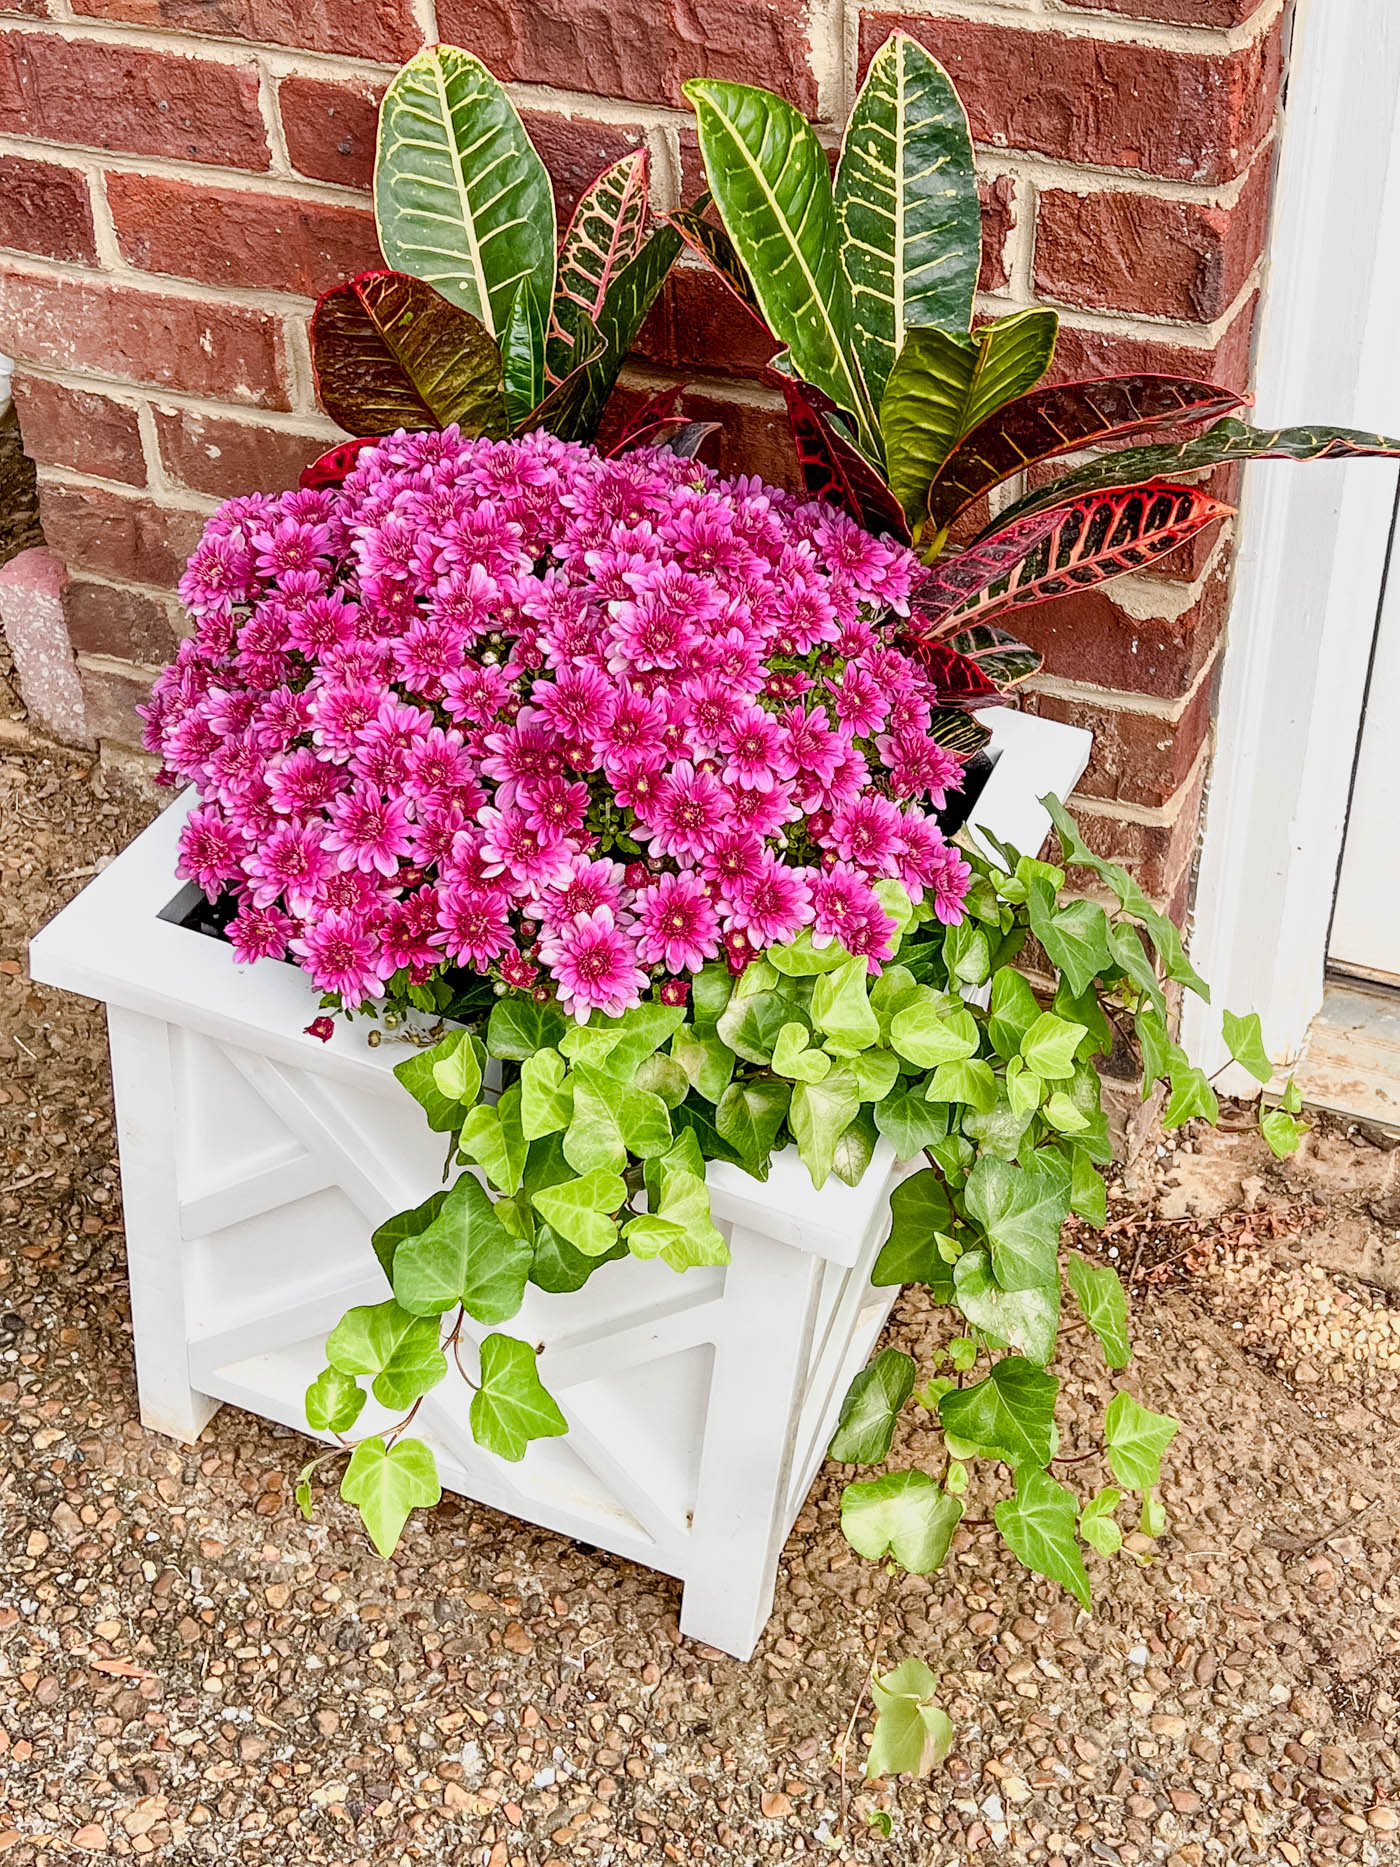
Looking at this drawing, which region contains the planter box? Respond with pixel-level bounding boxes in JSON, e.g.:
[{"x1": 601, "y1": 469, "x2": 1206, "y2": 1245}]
[{"x1": 30, "y1": 707, "x2": 1090, "y2": 1659}]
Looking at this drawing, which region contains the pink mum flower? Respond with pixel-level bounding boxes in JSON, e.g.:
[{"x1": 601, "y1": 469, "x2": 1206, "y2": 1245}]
[
  {"x1": 640, "y1": 760, "x2": 730, "y2": 859},
  {"x1": 227, "y1": 898, "x2": 295, "y2": 965},
  {"x1": 178, "y1": 805, "x2": 244, "y2": 897},
  {"x1": 541, "y1": 907, "x2": 648, "y2": 1021},
  {"x1": 721, "y1": 850, "x2": 812, "y2": 947},
  {"x1": 324, "y1": 781, "x2": 414, "y2": 877},
  {"x1": 634, "y1": 872, "x2": 721, "y2": 973},
  {"x1": 291, "y1": 909, "x2": 386, "y2": 1006},
  {"x1": 717, "y1": 705, "x2": 793, "y2": 793},
  {"x1": 437, "y1": 882, "x2": 513, "y2": 967},
  {"x1": 477, "y1": 805, "x2": 574, "y2": 895},
  {"x1": 245, "y1": 818, "x2": 334, "y2": 915}
]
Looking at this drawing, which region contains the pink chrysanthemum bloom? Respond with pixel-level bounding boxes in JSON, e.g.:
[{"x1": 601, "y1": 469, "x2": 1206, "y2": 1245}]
[
  {"x1": 722, "y1": 850, "x2": 813, "y2": 947},
  {"x1": 634, "y1": 872, "x2": 722, "y2": 973},
  {"x1": 244, "y1": 818, "x2": 334, "y2": 915},
  {"x1": 291, "y1": 909, "x2": 386, "y2": 1006},
  {"x1": 437, "y1": 881, "x2": 513, "y2": 966},
  {"x1": 178, "y1": 805, "x2": 244, "y2": 897},
  {"x1": 809, "y1": 862, "x2": 883, "y2": 949},
  {"x1": 640, "y1": 760, "x2": 730, "y2": 859},
  {"x1": 827, "y1": 793, "x2": 905, "y2": 876},
  {"x1": 382, "y1": 887, "x2": 445, "y2": 977},
  {"x1": 717, "y1": 705, "x2": 793, "y2": 794},
  {"x1": 324, "y1": 781, "x2": 414, "y2": 878},
  {"x1": 531, "y1": 853, "x2": 628, "y2": 931},
  {"x1": 227, "y1": 897, "x2": 295, "y2": 965},
  {"x1": 541, "y1": 907, "x2": 648, "y2": 1021},
  {"x1": 477, "y1": 805, "x2": 574, "y2": 895}
]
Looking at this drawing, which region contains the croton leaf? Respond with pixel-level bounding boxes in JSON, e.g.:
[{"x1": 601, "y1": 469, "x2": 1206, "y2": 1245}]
[
  {"x1": 610, "y1": 383, "x2": 688, "y2": 452},
  {"x1": 554, "y1": 220, "x2": 685, "y2": 441},
  {"x1": 668, "y1": 205, "x2": 769, "y2": 327},
  {"x1": 925, "y1": 375, "x2": 1249, "y2": 538},
  {"x1": 374, "y1": 45, "x2": 555, "y2": 336},
  {"x1": 774, "y1": 373, "x2": 912, "y2": 542},
  {"x1": 908, "y1": 506, "x2": 1062, "y2": 638},
  {"x1": 879, "y1": 310, "x2": 1059, "y2": 525},
  {"x1": 994, "y1": 415, "x2": 1400, "y2": 529},
  {"x1": 937, "y1": 484, "x2": 1233, "y2": 632},
  {"x1": 835, "y1": 30, "x2": 980, "y2": 409},
  {"x1": 299, "y1": 436, "x2": 378, "y2": 489},
  {"x1": 901, "y1": 638, "x2": 1000, "y2": 709},
  {"x1": 684, "y1": 78, "x2": 878, "y2": 449},
  {"x1": 499, "y1": 281, "x2": 546, "y2": 425},
  {"x1": 310, "y1": 270, "x2": 509, "y2": 438},
  {"x1": 534, "y1": 300, "x2": 609, "y2": 427},
  {"x1": 927, "y1": 707, "x2": 992, "y2": 757},
  {"x1": 944, "y1": 623, "x2": 1043, "y2": 690},
  {"x1": 554, "y1": 149, "x2": 651, "y2": 326}
]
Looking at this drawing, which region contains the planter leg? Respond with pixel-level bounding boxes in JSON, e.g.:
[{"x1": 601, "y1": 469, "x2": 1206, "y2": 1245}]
[
  {"x1": 680, "y1": 1227, "x2": 823, "y2": 1660},
  {"x1": 106, "y1": 1007, "x2": 221, "y2": 1444}
]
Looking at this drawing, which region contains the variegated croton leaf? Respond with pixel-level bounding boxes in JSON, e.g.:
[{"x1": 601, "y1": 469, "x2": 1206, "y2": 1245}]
[
  {"x1": 936, "y1": 484, "x2": 1233, "y2": 631},
  {"x1": 547, "y1": 151, "x2": 651, "y2": 386},
  {"x1": 310, "y1": 270, "x2": 509, "y2": 438},
  {"x1": 775, "y1": 374, "x2": 911, "y2": 542},
  {"x1": 299, "y1": 436, "x2": 379, "y2": 490},
  {"x1": 944, "y1": 624, "x2": 1043, "y2": 691},
  {"x1": 923, "y1": 375, "x2": 1251, "y2": 542},
  {"x1": 994, "y1": 417, "x2": 1400, "y2": 529}
]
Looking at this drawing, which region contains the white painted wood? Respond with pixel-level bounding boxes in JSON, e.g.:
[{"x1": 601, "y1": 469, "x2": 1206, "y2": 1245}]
[
  {"x1": 1329, "y1": 485, "x2": 1400, "y2": 981},
  {"x1": 1183, "y1": 0, "x2": 1400, "y2": 1084},
  {"x1": 29, "y1": 708, "x2": 1089, "y2": 1657}
]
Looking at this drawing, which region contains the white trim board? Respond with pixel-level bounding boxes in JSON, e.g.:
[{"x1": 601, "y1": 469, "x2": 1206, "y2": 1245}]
[{"x1": 1183, "y1": 0, "x2": 1400, "y2": 1088}]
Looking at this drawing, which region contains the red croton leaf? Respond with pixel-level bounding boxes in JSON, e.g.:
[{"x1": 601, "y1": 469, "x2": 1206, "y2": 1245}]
[
  {"x1": 933, "y1": 483, "x2": 1234, "y2": 631},
  {"x1": 299, "y1": 436, "x2": 378, "y2": 489},
  {"x1": 774, "y1": 374, "x2": 912, "y2": 543},
  {"x1": 901, "y1": 639, "x2": 1002, "y2": 709},
  {"x1": 924, "y1": 374, "x2": 1250, "y2": 538}
]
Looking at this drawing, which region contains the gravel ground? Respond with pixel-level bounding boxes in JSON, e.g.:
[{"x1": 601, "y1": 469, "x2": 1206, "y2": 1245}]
[{"x1": 1, "y1": 740, "x2": 1399, "y2": 1865}]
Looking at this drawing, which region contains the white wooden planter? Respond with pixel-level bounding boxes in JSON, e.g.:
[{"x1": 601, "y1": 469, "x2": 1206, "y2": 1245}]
[{"x1": 30, "y1": 707, "x2": 1090, "y2": 1659}]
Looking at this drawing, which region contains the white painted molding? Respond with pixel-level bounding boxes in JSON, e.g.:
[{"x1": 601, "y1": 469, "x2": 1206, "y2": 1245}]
[{"x1": 1183, "y1": 0, "x2": 1400, "y2": 1081}]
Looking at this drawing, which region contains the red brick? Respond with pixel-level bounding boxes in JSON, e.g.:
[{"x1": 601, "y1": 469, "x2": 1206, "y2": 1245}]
[
  {"x1": 979, "y1": 176, "x2": 1016, "y2": 295},
  {"x1": 596, "y1": 382, "x2": 798, "y2": 491},
  {"x1": 38, "y1": 480, "x2": 206, "y2": 589},
  {"x1": 107, "y1": 173, "x2": 380, "y2": 299},
  {"x1": 440, "y1": 0, "x2": 819, "y2": 113},
  {"x1": 0, "y1": 31, "x2": 269, "y2": 170},
  {"x1": 153, "y1": 405, "x2": 332, "y2": 500},
  {"x1": 1035, "y1": 154, "x2": 1272, "y2": 323},
  {"x1": 634, "y1": 262, "x2": 778, "y2": 381},
  {"x1": 76, "y1": 653, "x2": 155, "y2": 746},
  {"x1": 69, "y1": 0, "x2": 422, "y2": 62},
  {"x1": 1071, "y1": 761, "x2": 1207, "y2": 897},
  {"x1": 1051, "y1": 291, "x2": 1258, "y2": 396},
  {"x1": 12, "y1": 374, "x2": 146, "y2": 485},
  {"x1": 1013, "y1": 555, "x2": 1232, "y2": 699},
  {"x1": 153, "y1": 404, "x2": 332, "y2": 499},
  {"x1": 0, "y1": 2, "x2": 51, "y2": 15},
  {"x1": 65, "y1": 575, "x2": 180, "y2": 664},
  {"x1": 0, "y1": 155, "x2": 95, "y2": 263},
  {"x1": 858, "y1": 15, "x2": 1283, "y2": 183},
  {"x1": 1059, "y1": 0, "x2": 1270, "y2": 25},
  {"x1": 0, "y1": 268, "x2": 291, "y2": 408},
  {"x1": 278, "y1": 74, "x2": 382, "y2": 191},
  {"x1": 1023, "y1": 664, "x2": 1216, "y2": 811}
]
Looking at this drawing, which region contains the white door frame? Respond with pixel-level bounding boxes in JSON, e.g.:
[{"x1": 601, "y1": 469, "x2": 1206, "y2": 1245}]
[{"x1": 1183, "y1": 0, "x2": 1400, "y2": 1083}]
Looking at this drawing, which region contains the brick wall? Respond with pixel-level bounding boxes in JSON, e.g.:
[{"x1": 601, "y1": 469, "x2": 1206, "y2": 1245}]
[{"x1": 0, "y1": 0, "x2": 1290, "y2": 909}]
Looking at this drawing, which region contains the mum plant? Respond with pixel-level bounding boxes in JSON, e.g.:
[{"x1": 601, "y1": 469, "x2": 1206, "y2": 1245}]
[{"x1": 135, "y1": 36, "x2": 1400, "y2": 1774}]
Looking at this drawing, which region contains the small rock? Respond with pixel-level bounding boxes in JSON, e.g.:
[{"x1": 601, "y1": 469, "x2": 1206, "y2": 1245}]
[
  {"x1": 71, "y1": 1826, "x2": 108, "y2": 1853},
  {"x1": 1319, "y1": 1746, "x2": 1351, "y2": 1782},
  {"x1": 759, "y1": 1791, "x2": 792, "y2": 1819}
]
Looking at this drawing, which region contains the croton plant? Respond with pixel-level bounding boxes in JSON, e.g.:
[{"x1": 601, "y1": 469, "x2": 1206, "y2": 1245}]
[{"x1": 142, "y1": 39, "x2": 1399, "y2": 1778}]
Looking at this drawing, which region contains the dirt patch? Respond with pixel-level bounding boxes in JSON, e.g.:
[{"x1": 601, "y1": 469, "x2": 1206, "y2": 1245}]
[{"x1": 1, "y1": 749, "x2": 1399, "y2": 1864}]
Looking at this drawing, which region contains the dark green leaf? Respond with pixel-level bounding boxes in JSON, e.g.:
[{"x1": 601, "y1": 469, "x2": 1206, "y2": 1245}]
[
  {"x1": 874, "y1": 1086, "x2": 948, "y2": 1160},
  {"x1": 714, "y1": 1076, "x2": 791, "y2": 1168},
  {"x1": 962, "y1": 1152, "x2": 1070, "y2": 1292},
  {"x1": 487, "y1": 994, "x2": 568, "y2": 1059},
  {"x1": 529, "y1": 1221, "x2": 627, "y2": 1293},
  {"x1": 1066, "y1": 1254, "x2": 1130, "y2": 1370},
  {"x1": 953, "y1": 1245, "x2": 1060, "y2": 1365},
  {"x1": 391, "y1": 1171, "x2": 532, "y2": 1324},
  {"x1": 993, "y1": 1464, "x2": 1090, "y2": 1608},
  {"x1": 872, "y1": 1168, "x2": 954, "y2": 1296},
  {"x1": 829, "y1": 1347, "x2": 918, "y2": 1463},
  {"x1": 938, "y1": 1357, "x2": 1058, "y2": 1468}
]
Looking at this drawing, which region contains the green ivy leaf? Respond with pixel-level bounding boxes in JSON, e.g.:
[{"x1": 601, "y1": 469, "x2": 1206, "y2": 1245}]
[
  {"x1": 840, "y1": 1470, "x2": 963, "y2": 1573},
  {"x1": 1069, "y1": 1147, "x2": 1108, "y2": 1228},
  {"x1": 1282, "y1": 1076, "x2": 1303, "y2": 1114},
  {"x1": 890, "y1": 998, "x2": 978, "y2": 1069},
  {"x1": 870, "y1": 964, "x2": 922, "y2": 1043},
  {"x1": 1260, "y1": 1106, "x2": 1306, "y2": 1159},
  {"x1": 561, "y1": 1068, "x2": 627, "y2": 1175},
  {"x1": 486, "y1": 994, "x2": 567, "y2": 1060},
  {"x1": 304, "y1": 1366, "x2": 365, "y2": 1434},
  {"x1": 988, "y1": 967, "x2": 1041, "y2": 1061},
  {"x1": 1222, "y1": 1008, "x2": 1272, "y2": 1084},
  {"x1": 670, "y1": 1026, "x2": 735, "y2": 1102},
  {"x1": 1134, "y1": 1007, "x2": 1180, "y2": 1097},
  {"x1": 716, "y1": 988, "x2": 803, "y2": 1066},
  {"x1": 530, "y1": 1169, "x2": 626, "y2": 1257},
  {"x1": 809, "y1": 955, "x2": 881, "y2": 1055},
  {"x1": 459, "y1": 1083, "x2": 528, "y2": 1195},
  {"x1": 393, "y1": 1030, "x2": 484, "y2": 1133},
  {"x1": 829, "y1": 1347, "x2": 917, "y2": 1463},
  {"x1": 470, "y1": 1333, "x2": 568, "y2": 1462},
  {"x1": 519, "y1": 1047, "x2": 574, "y2": 1140},
  {"x1": 529, "y1": 1220, "x2": 626, "y2": 1292},
  {"x1": 1162, "y1": 1064, "x2": 1219, "y2": 1130},
  {"x1": 1066, "y1": 1254, "x2": 1130, "y2": 1370},
  {"x1": 1032, "y1": 897, "x2": 1114, "y2": 1001},
  {"x1": 789, "y1": 1067, "x2": 862, "y2": 1187},
  {"x1": 767, "y1": 928, "x2": 853, "y2": 976},
  {"x1": 772, "y1": 1020, "x2": 833, "y2": 1083},
  {"x1": 964, "y1": 1095, "x2": 1034, "y2": 1159},
  {"x1": 851, "y1": 1047, "x2": 901, "y2": 1105},
  {"x1": 943, "y1": 918, "x2": 991, "y2": 986},
  {"x1": 584, "y1": 1002, "x2": 689, "y2": 1079},
  {"x1": 634, "y1": 1051, "x2": 689, "y2": 1108},
  {"x1": 866, "y1": 1656, "x2": 954, "y2": 1780},
  {"x1": 1138, "y1": 1489, "x2": 1166, "y2": 1537},
  {"x1": 1043, "y1": 1091, "x2": 1089, "y2": 1134},
  {"x1": 927, "y1": 1056, "x2": 998, "y2": 1111},
  {"x1": 993, "y1": 1464, "x2": 1090, "y2": 1608},
  {"x1": 952, "y1": 1246, "x2": 1059, "y2": 1366},
  {"x1": 872, "y1": 1169, "x2": 954, "y2": 1296},
  {"x1": 1054, "y1": 975, "x2": 1115, "y2": 1059},
  {"x1": 576, "y1": 1064, "x2": 672, "y2": 1159},
  {"x1": 325, "y1": 1300, "x2": 447, "y2": 1412},
  {"x1": 1019, "y1": 1011, "x2": 1087, "y2": 1081},
  {"x1": 391, "y1": 1172, "x2": 532, "y2": 1324},
  {"x1": 1104, "y1": 1390, "x2": 1178, "y2": 1490},
  {"x1": 1078, "y1": 1485, "x2": 1123, "y2": 1557},
  {"x1": 962, "y1": 1152, "x2": 1070, "y2": 1292},
  {"x1": 624, "y1": 1146, "x2": 729, "y2": 1271},
  {"x1": 874, "y1": 1086, "x2": 947, "y2": 1160},
  {"x1": 371, "y1": 1189, "x2": 448, "y2": 1283},
  {"x1": 832, "y1": 1107, "x2": 879, "y2": 1186},
  {"x1": 691, "y1": 960, "x2": 735, "y2": 1028},
  {"x1": 340, "y1": 1435, "x2": 440, "y2": 1559},
  {"x1": 938, "y1": 1357, "x2": 1057, "y2": 1469},
  {"x1": 1109, "y1": 923, "x2": 1167, "y2": 1019},
  {"x1": 713, "y1": 1076, "x2": 791, "y2": 1167}
]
